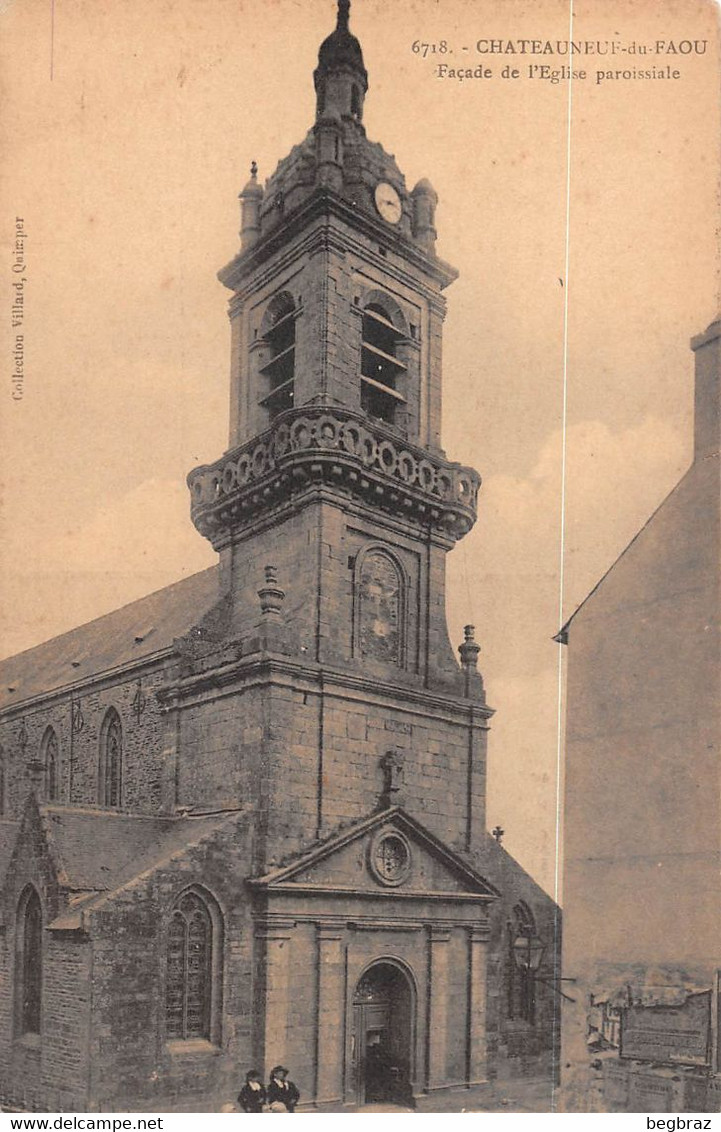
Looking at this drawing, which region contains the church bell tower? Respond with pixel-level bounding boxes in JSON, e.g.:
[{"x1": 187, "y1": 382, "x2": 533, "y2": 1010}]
[{"x1": 185, "y1": 0, "x2": 489, "y2": 865}]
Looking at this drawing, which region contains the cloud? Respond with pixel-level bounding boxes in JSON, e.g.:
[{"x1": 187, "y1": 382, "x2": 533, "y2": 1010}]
[
  {"x1": 447, "y1": 414, "x2": 689, "y2": 893},
  {"x1": 447, "y1": 413, "x2": 689, "y2": 677},
  {"x1": 485, "y1": 666, "x2": 564, "y2": 897}
]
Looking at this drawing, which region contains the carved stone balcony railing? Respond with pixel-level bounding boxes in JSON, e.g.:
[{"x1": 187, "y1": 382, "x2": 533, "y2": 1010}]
[{"x1": 188, "y1": 407, "x2": 480, "y2": 546}]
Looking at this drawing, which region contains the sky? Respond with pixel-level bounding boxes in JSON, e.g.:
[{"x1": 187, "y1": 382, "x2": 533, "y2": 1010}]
[{"x1": 0, "y1": 0, "x2": 718, "y2": 894}]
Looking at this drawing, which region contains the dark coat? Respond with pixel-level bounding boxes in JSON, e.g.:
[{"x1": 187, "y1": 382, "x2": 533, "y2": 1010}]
[
  {"x1": 267, "y1": 1077, "x2": 300, "y2": 1112},
  {"x1": 238, "y1": 1083, "x2": 267, "y2": 1113}
]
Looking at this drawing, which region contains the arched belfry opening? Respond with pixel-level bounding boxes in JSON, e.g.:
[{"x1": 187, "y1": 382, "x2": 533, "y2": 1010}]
[{"x1": 351, "y1": 960, "x2": 415, "y2": 1108}]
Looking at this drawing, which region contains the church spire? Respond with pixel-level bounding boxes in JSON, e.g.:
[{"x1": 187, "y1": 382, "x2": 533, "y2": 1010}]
[{"x1": 314, "y1": 0, "x2": 368, "y2": 123}]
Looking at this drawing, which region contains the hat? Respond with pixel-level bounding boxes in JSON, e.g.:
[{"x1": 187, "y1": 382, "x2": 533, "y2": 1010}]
[
  {"x1": 271, "y1": 1065, "x2": 289, "y2": 1076},
  {"x1": 246, "y1": 1069, "x2": 261, "y2": 1081}
]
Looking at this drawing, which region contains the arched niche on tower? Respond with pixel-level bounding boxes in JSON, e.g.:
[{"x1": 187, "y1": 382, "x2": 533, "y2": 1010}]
[
  {"x1": 355, "y1": 288, "x2": 419, "y2": 438},
  {"x1": 352, "y1": 543, "x2": 408, "y2": 668}
]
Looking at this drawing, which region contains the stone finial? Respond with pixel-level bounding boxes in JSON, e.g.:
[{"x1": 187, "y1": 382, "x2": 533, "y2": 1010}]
[
  {"x1": 459, "y1": 625, "x2": 484, "y2": 700},
  {"x1": 239, "y1": 161, "x2": 263, "y2": 249},
  {"x1": 337, "y1": 0, "x2": 350, "y2": 31},
  {"x1": 492, "y1": 825, "x2": 504, "y2": 845},
  {"x1": 411, "y1": 178, "x2": 438, "y2": 254},
  {"x1": 258, "y1": 565, "x2": 285, "y2": 618},
  {"x1": 242, "y1": 160, "x2": 261, "y2": 192},
  {"x1": 458, "y1": 624, "x2": 481, "y2": 668},
  {"x1": 380, "y1": 748, "x2": 406, "y2": 807}
]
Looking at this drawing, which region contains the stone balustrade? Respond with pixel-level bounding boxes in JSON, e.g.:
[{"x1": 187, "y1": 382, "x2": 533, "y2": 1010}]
[{"x1": 188, "y1": 407, "x2": 480, "y2": 544}]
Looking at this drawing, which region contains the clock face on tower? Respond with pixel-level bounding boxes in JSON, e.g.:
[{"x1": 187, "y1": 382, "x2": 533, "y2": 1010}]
[{"x1": 374, "y1": 182, "x2": 402, "y2": 224}]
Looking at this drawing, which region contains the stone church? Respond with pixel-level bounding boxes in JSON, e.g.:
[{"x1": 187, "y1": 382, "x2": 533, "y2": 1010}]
[{"x1": 0, "y1": 1, "x2": 559, "y2": 1112}]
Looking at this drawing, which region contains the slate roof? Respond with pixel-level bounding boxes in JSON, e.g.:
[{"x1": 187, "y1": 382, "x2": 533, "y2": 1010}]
[
  {"x1": 590, "y1": 982, "x2": 710, "y2": 1008},
  {"x1": 0, "y1": 566, "x2": 220, "y2": 711},
  {"x1": 474, "y1": 832, "x2": 559, "y2": 909},
  {"x1": 39, "y1": 805, "x2": 234, "y2": 896}
]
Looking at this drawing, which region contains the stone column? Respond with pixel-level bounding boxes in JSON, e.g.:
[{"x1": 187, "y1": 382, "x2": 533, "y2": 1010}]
[
  {"x1": 468, "y1": 920, "x2": 490, "y2": 1085},
  {"x1": 427, "y1": 925, "x2": 451, "y2": 1089},
  {"x1": 315, "y1": 920, "x2": 346, "y2": 1106},
  {"x1": 256, "y1": 916, "x2": 295, "y2": 1071}
]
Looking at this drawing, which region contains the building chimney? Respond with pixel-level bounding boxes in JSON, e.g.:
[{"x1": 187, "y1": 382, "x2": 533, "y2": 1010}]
[{"x1": 690, "y1": 316, "x2": 721, "y2": 462}]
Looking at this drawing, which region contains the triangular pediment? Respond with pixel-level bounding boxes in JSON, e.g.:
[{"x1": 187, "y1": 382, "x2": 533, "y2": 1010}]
[{"x1": 250, "y1": 808, "x2": 499, "y2": 900}]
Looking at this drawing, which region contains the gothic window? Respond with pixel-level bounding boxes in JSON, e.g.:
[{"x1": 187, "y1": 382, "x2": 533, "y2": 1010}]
[
  {"x1": 507, "y1": 902, "x2": 537, "y2": 1025},
  {"x1": 17, "y1": 886, "x2": 42, "y2": 1037},
  {"x1": 360, "y1": 302, "x2": 407, "y2": 425},
  {"x1": 259, "y1": 292, "x2": 296, "y2": 420},
  {"x1": 41, "y1": 727, "x2": 59, "y2": 802},
  {"x1": 99, "y1": 708, "x2": 123, "y2": 809},
  {"x1": 166, "y1": 890, "x2": 218, "y2": 1042},
  {"x1": 356, "y1": 548, "x2": 405, "y2": 666}
]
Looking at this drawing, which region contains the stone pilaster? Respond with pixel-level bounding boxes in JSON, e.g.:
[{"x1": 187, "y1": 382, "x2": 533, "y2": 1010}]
[
  {"x1": 468, "y1": 920, "x2": 490, "y2": 1085},
  {"x1": 315, "y1": 920, "x2": 346, "y2": 1105},
  {"x1": 427, "y1": 924, "x2": 451, "y2": 1089},
  {"x1": 255, "y1": 916, "x2": 295, "y2": 1072}
]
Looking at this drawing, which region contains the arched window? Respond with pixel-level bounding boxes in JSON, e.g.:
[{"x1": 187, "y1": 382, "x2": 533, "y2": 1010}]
[
  {"x1": 355, "y1": 547, "x2": 406, "y2": 666},
  {"x1": 259, "y1": 292, "x2": 296, "y2": 420},
  {"x1": 361, "y1": 302, "x2": 406, "y2": 425},
  {"x1": 507, "y1": 902, "x2": 538, "y2": 1025},
  {"x1": 41, "y1": 727, "x2": 59, "y2": 802},
  {"x1": 99, "y1": 708, "x2": 123, "y2": 809},
  {"x1": 17, "y1": 886, "x2": 42, "y2": 1036},
  {"x1": 166, "y1": 890, "x2": 219, "y2": 1042}
]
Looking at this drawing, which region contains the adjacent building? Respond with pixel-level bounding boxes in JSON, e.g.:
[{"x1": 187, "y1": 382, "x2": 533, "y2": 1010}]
[{"x1": 558, "y1": 317, "x2": 720, "y2": 1112}]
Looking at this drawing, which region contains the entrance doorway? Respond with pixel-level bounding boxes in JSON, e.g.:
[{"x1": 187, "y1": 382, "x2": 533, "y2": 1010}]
[{"x1": 352, "y1": 961, "x2": 414, "y2": 1108}]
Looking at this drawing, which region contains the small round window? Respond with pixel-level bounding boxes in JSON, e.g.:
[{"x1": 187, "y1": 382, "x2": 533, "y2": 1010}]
[{"x1": 370, "y1": 832, "x2": 411, "y2": 887}]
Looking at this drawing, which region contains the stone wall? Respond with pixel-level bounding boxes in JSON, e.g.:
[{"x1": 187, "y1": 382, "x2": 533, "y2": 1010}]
[
  {"x1": 476, "y1": 838, "x2": 561, "y2": 1084},
  {"x1": 84, "y1": 816, "x2": 254, "y2": 1113},
  {"x1": 0, "y1": 663, "x2": 171, "y2": 820},
  {"x1": 0, "y1": 803, "x2": 88, "y2": 1111}
]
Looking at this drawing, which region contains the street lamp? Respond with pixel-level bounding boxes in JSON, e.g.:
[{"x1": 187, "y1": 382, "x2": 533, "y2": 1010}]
[
  {"x1": 512, "y1": 933, "x2": 545, "y2": 972},
  {"x1": 511, "y1": 933, "x2": 545, "y2": 1026}
]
